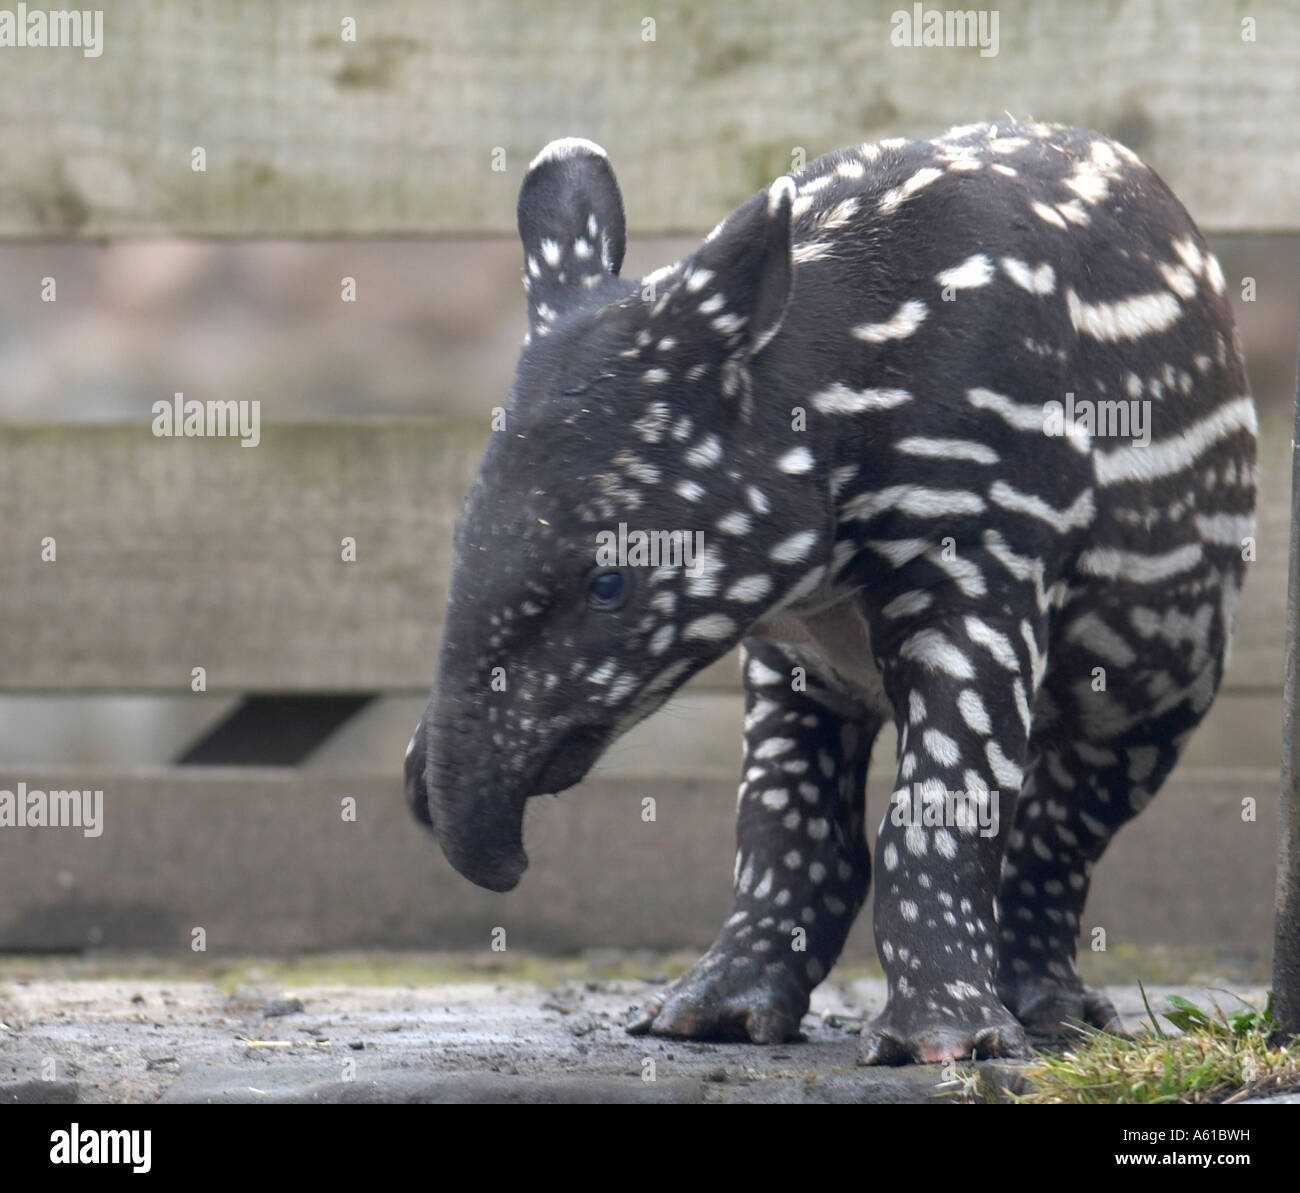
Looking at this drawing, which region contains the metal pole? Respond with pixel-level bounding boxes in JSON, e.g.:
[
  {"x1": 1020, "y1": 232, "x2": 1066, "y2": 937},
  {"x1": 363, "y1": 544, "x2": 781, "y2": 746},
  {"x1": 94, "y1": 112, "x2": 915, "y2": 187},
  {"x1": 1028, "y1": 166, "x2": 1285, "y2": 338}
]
[{"x1": 1274, "y1": 323, "x2": 1300, "y2": 1041}]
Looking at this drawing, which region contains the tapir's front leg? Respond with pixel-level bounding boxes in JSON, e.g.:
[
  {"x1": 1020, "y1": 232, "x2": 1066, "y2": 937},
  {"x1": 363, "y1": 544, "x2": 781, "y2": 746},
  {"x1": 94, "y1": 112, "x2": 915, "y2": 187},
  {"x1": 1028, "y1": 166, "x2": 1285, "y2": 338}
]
[
  {"x1": 628, "y1": 638, "x2": 880, "y2": 1043},
  {"x1": 859, "y1": 614, "x2": 1036, "y2": 1064}
]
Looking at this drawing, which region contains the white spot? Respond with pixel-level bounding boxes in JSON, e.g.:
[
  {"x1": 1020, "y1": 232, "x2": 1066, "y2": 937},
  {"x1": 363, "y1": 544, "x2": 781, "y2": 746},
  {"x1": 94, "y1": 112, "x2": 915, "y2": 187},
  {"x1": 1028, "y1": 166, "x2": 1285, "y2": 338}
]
[
  {"x1": 1000, "y1": 257, "x2": 1056, "y2": 295},
  {"x1": 878, "y1": 167, "x2": 942, "y2": 214},
  {"x1": 685, "y1": 434, "x2": 723, "y2": 468},
  {"x1": 717, "y1": 510, "x2": 753, "y2": 536},
  {"x1": 649, "y1": 624, "x2": 676, "y2": 656},
  {"x1": 935, "y1": 253, "x2": 994, "y2": 291},
  {"x1": 770, "y1": 531, "x2": 818, "y2": 564},
  {"x1": 1158, "y1": 262, "x2": 1198, "y2": 299},
  {"x1": 725, "y1": 574, "x2": 773, "y2": 603},
  {"x1": 767, "y1": 175, "x2": 796, "y2": 215},
  {"x1": 683, "y1": 614, "x2": 736, "y2": 642},
  {"x1": 924, "y1": 728, "x2": 961, "y2": 766},
  {"x1": 986, "y1": 741, "x2": 1023, "y2": 789},
  {"x1": 778, "y1": 446, "x2": 815, "y2": 474},
  {"x1": 1031, "y1": 201, "x2": 1067, "y2": 228},
  {"x1": 957, "y1": 690, "x2": 991, "y2": 735}
]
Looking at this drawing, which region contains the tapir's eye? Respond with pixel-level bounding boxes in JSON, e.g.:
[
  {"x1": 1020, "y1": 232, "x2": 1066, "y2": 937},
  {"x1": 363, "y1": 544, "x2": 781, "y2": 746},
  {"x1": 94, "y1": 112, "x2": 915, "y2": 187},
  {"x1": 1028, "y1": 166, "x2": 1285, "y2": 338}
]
[{"x1": 587, "y1": 570, "x2": 627, "y2": 610}]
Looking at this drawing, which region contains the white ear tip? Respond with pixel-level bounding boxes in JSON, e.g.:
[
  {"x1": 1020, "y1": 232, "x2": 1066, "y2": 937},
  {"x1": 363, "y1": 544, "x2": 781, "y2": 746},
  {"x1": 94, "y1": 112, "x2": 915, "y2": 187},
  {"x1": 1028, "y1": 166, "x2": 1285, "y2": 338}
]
[
  {"x1": 767, "y1": 175, "x2": 797, "y2": 215},
  {"x1": 529, "y1": 137, "x2": 609, "y2": 171}
]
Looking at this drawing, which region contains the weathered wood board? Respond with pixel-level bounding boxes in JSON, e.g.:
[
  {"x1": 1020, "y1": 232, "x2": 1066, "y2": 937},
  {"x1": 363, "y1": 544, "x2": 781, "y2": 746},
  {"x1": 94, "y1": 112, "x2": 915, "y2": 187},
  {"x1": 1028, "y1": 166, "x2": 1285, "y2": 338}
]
[
  {"x1": 0, "y1": 414, "x2": 1289, "y2": 693},
  {"x1": 0, "y1": 0, "x2": 1297, "y2": 239}
]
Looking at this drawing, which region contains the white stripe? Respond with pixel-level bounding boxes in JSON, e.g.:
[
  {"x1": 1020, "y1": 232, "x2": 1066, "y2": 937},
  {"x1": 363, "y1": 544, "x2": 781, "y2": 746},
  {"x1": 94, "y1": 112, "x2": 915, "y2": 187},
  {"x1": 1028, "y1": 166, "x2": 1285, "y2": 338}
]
[
  {"x1": 882, "y1": 590, "x2": 933, "y2": 619},
  {"x1": 1093, "y1": 397, "x2": 1257, "y2": 486},
  {"x1": 1066, "y1": 288, "x2": 1182, "y2": 341},
  {"x1": 844, "y1": 485, "x2": 986, "y2": 521},
  {"x1": 1077, "y1": 543, "x2": 1204, "y2": 582},
  {"x1": 900, "y1": 629, "x2": 975, "y2": 679},
  {"x1": 528, "y1": 137, "x2": 607, "y2": 170},
  {"x1": 964, "y1": 616, "x2": 1020, "y2": 671},
  {"x1": 897, "y1": 437, "x2": 998, "y2": 464},
  {"x1": 1065, "y1": 612, "x2": 1137, "y2": 667},
  {"x1": 852, "y1": 300, "x2": 928, "y2": 343},
  {"x1": 989, "y1": 481, "x2": 1096, "y2": 532},
  {"x1": 792, "y1": 241, "x2": 834, "y2": 264},
  {"x1": 966, "y1": 386, "x2": 1048, "y2": 432},
  {"x1": 812, "y1": 383, "x2": 912, "y2": 414},
  {"x1": 1194, "y1": 511, "x2": 1256, "y2": 546},
  {"x1": 878, "y1": 167, "x2": 943, "y2": 214}
]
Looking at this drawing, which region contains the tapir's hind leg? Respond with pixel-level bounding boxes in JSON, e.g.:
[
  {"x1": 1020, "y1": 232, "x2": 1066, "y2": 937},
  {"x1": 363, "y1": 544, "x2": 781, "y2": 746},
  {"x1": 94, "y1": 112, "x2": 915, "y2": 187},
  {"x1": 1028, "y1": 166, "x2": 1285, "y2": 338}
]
[
  {"x1": 627, "y1": 637, "x2": 879, "y2": 1043},
  {"x1": 996, "y1": 725, "x2": 1198, "y2": 1037}
]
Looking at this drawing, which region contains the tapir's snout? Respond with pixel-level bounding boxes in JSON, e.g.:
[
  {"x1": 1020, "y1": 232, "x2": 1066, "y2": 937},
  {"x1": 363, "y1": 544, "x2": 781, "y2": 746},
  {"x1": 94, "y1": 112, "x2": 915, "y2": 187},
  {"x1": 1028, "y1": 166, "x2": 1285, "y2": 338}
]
[
  {"x1": 405, "y1": 707, "x2": 532, "y2": 892},
  {"x1": 406, "y1": 692, "x2": 613, "y2": 893}
]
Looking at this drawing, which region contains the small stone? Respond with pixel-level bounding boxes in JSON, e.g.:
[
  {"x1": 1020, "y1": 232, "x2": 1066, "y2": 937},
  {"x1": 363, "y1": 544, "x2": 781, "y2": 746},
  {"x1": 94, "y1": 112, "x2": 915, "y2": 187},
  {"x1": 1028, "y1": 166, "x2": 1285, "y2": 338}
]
[{"x1": 261, "y1": 998, "x2": 304, "y2": 1018}]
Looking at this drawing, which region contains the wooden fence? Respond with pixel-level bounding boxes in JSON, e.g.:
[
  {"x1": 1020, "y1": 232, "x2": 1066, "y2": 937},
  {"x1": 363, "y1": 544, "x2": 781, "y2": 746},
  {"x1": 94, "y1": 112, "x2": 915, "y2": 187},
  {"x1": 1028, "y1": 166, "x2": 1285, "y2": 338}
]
[{"x1": 0, "y1": 0, "x2": 1297, "y2": 957}]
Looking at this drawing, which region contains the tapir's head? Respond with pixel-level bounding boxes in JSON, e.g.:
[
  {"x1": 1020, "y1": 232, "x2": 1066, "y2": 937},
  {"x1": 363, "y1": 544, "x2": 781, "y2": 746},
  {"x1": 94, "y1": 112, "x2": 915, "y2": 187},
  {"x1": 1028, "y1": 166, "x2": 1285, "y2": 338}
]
[{"x1": 407, "y1": 138, "x2": 834, "y2": 891}]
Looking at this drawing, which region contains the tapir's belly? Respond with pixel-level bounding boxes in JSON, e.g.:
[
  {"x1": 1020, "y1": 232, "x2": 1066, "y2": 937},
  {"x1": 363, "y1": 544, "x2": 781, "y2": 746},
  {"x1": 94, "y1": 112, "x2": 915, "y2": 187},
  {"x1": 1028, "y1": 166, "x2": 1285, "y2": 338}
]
[{"x1": 751, "y1": 594, "x2": 892, "y2": 716}]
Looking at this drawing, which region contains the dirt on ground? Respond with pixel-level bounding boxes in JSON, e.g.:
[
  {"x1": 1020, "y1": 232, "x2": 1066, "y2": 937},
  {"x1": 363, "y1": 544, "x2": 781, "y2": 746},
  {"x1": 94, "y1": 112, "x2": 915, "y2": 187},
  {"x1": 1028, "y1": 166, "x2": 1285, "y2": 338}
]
[{"x1": 0, "y1": 950, "x2": 1276, "y2": 1104}]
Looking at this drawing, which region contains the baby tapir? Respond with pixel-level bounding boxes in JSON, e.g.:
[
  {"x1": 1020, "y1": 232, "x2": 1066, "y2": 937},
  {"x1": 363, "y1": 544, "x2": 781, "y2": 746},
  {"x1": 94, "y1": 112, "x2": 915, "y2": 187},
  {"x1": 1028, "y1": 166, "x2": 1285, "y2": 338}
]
[{"x1": 406, "y1": 124, "x2": 1257, "y2": 1064}]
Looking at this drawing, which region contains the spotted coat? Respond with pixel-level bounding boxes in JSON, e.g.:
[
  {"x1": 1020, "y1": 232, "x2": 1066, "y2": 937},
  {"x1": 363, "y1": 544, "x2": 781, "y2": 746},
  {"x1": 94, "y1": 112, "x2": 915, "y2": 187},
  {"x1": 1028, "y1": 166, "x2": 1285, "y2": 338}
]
[{"x1": 407, "y1": 124, "x2": 1257, "y2": 1064}]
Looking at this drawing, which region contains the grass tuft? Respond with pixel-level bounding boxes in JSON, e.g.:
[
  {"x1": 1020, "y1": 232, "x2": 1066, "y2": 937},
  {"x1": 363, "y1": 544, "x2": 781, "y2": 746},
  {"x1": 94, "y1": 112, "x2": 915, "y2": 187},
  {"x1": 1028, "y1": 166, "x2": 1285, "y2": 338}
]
[{"x1": 1016, "y1": 988, "x2": 1300, "y2": 1105}]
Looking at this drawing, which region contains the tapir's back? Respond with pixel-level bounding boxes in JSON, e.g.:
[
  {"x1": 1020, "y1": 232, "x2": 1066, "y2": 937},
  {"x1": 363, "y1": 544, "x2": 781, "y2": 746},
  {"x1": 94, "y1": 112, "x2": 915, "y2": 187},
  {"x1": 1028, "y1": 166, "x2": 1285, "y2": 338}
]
[{"x1": 774, "y1": 121, "x2": 1255, "y2": 696}]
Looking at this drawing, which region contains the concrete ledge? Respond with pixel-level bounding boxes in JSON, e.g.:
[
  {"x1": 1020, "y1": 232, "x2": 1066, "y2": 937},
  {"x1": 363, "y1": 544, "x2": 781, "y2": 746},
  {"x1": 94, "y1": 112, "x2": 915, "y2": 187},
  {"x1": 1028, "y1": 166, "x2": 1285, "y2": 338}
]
[{"x1": 0, "y1": 766, "x2": 1280, "y2": 955}]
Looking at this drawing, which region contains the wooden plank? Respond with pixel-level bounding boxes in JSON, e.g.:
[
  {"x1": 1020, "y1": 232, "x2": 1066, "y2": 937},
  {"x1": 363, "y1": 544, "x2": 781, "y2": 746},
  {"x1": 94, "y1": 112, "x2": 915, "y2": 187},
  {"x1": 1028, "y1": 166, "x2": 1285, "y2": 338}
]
[
  {"x1": 0, "y1": 766, "x2": 1277, "y2": 953},
  {"x1": 312, "y1": 688, "x2": 1283, "y2": 781},
  {"x1": 0, "y1": 1, "x2": 1297, "y2": 239},
  {"x1": 0, "y1": 414, "x2": 1288, "y2": 693},
  {"x1": 0, "y1": 420, "x2": 483, "y2": 693}
]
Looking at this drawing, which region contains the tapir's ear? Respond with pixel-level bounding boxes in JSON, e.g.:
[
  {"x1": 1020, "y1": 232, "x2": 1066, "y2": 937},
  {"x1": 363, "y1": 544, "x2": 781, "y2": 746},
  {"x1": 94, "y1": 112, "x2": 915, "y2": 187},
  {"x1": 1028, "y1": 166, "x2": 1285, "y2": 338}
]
[
  {"x1": 685, "y1": 175, "x2": 795, "y2": 356},
  {"x1": 517, "y1": 138, "x2": 626, "y2": 335}
]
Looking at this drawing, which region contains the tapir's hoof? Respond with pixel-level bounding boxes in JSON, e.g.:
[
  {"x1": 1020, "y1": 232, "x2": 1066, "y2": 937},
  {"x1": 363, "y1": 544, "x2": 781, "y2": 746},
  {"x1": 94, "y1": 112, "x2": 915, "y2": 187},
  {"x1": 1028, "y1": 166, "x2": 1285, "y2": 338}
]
[
  {"x1": 626, "y1": 953, "x2": 809, "y2": 1044},
  {"x1": 858, "y1": 999, "x2": 1029, "y2": 1065},
  {"x1": 998, "y1": 976, "x2": 1127, "y2": 1037}
]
